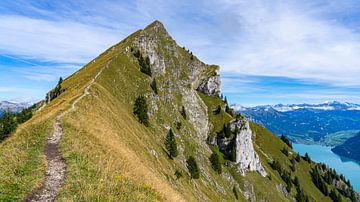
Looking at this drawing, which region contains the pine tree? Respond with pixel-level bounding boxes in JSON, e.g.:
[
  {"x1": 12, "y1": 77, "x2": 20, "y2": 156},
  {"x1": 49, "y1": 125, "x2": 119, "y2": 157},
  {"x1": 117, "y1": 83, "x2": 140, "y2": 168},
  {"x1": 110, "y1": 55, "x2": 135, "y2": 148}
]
[
  {"x1": 280, "y1": 134, "x2": 293, "y2": 148},
  {"x1": 133, "y1": 95, "x2": 150, "y2": 127},
  {"x1": 138, "y1": 55, "x2": 152, "y2": 76},
  {"x1": 150, "y1": 79, "x2": 158, "y2": 94},
  {"x1": 303, "y1": 153, "x2": 311, "y2": 163},
  {"x1": 133, "y1": 49, "x2": 141, "y2": 58},
  {"x1": 209, "y1": 152, "x2": 222, "y2": 174},
  {"x1": 293, "y1": 176, "x2": 300, "y2": 188},
  {"x1": 0, "y1": 111, "x2": 17, "y2": 141},
  {"x1": 180, "y1": 106, "x2": 187, "y2": 119},
  {"x1": 186, "y1": 156, "x2": 200, "y2": 179},
  {"x1": 224, "y1": 123, "x2": 232, "y2": 138},
  {"x1": 281, "y1": 147, "x2": 289, "y2": 156},
  {"x1": 295, "y1": 153, "x2": 301, "y2": 162},
  {"x1": 228, "y1": 139, "x2": 237, "y2": 162},
  {"x1": 329, "y1": 189, "x2": 342, "y2": 202},
  {"x1": 175, "y1": 121, "x2": 182, "y2": 130},
  {"x1": 165, "y1": 129, "x2": 178, "y2": 158},
  {"x1": 234, "y1": 125, "x2": 240, "y2": 135},
  {"x1": 16, "y1": 108, "x2": 33, "y2": 124}
]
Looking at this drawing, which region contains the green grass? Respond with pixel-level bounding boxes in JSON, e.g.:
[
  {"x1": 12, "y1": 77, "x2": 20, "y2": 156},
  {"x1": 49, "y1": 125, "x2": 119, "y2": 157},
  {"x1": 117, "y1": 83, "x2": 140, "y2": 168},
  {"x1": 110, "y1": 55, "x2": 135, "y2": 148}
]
[
  {"x1": 0, "y1": 120, "x2": 51, "y2": 201},
  {"x1": 198, "y1": 92, "x2": 233, "y2": 137},
  {"x1": 0, "y1": 21, "x2": 351, "y2": 202},
  {"x1": 250, "y1": 122, "x2": 336, "y2": 201}
]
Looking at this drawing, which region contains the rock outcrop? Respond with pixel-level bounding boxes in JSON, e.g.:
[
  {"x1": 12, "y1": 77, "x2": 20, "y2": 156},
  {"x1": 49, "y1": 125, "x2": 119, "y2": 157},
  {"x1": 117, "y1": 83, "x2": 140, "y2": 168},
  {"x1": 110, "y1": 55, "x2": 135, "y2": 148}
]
[
  {"x1": 131, "y1": 21, "x2": 210, "y2": 139},
  {"x1": 197, "y1": 70, "x2": 221, "y2": 97},
  {"x1": 232, "y1": 120, "x2": 267, "y2": 177}
]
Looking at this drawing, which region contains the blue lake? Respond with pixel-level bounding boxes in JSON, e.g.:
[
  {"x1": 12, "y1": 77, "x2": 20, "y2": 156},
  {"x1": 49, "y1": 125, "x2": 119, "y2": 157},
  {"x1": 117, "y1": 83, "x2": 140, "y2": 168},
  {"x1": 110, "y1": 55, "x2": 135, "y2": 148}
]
[{"x1": 293, "y1": 143, "x2": 360, "y2": 192}]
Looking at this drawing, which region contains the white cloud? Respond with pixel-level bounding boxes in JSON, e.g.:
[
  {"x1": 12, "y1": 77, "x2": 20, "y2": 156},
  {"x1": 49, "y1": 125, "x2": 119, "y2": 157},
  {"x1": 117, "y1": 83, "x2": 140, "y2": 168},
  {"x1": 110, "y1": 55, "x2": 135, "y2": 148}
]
[
  {"x1": 215, "y1": 0, "x2": 360, "y2": 86},
  {"x1": 1, "y1": 0, "x2": 360, "y2": 88},
  {"x1": 0, "y1": 15, "x2": 122, "y2": 64}
]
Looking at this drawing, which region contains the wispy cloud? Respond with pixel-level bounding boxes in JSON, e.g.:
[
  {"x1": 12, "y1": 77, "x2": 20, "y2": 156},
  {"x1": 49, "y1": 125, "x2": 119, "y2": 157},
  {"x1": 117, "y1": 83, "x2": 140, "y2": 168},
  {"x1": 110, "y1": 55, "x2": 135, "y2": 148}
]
[
  {"x1": 1, "y1": 0, "x2": 360, "y2": 104},
  {"x1": 214, "y1": 0, "x2": 360, "y2": 86},
  {"x1": 0, "y1": 15, "x2": 123, "y2": 64}
]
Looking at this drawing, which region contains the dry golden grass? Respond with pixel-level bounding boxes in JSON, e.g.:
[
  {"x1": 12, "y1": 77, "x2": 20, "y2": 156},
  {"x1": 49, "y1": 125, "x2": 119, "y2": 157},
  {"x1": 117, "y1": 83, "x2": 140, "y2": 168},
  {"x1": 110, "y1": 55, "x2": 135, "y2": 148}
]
[{"x1": 57, "y1": 82, "x2": 185, "y2": 201}]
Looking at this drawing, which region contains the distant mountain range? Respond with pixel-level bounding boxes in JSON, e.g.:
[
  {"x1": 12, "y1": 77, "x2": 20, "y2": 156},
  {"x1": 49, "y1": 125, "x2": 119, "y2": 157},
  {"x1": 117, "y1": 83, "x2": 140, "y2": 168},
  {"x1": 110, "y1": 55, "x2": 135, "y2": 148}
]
[
  {"x1": 233, "y1": 101, "x2": 360, "y2": 112},
  {"x1": 0, "y1": 101, "x2": 32, "y2": 115},
  {"x1": 232, "y1": 101, "x2": 360, "y2": 145}
]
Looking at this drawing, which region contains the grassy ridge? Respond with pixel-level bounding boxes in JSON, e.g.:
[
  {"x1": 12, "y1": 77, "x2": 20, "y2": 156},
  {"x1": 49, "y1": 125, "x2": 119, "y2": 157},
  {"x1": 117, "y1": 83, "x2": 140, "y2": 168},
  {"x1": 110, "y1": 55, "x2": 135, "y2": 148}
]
[
  {"x1": 0, "y1": 120, "x2": 51, "y2": 201},
  {"x1": 0, "y1": 21, "x2": 354, "y2": 201}
]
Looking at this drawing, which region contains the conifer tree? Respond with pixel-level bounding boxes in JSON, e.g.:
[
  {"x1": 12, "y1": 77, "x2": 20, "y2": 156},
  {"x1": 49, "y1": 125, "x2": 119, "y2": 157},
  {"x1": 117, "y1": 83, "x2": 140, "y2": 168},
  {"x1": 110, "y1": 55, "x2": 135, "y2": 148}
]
[
  {"x1": 133, "y1": 95, "x2": 150, "y2": 127},
  {"x1": 186, "y1": 156, "x2": 200, "y2": 179},
  {"x1": 16, "y1": 108, "x2": 33, "y2": 124},
  {"x1": 180, "y1": 106, "x2": 187, "y2": 119},
  {"x1": 133, "y1": 49, "x2": 141, "y2": 58},
  {"x1": 281, "y1": 147, "x2": 289, "y2": 156},
  {"x1": 165, "y1": 129, "x2": 178, "y2": 158},
  {"x1": 150, "y1": 78, "x2": 158, "y2": 94},
  {"x1": 0, "y1": 111, "x2": 17, "y2": 141},
  {"x1": 280, "y1": 134, "x2": 293, "y2": 148},
  {"x1": 295, "y1": 153, "x2": 301, "y2": 162},
  {"x1": 303, "y1": 153, "x2": 311, "y2": 163},
  {"x1": 138, "y1": 55, "x2": 152, "y2": 76},
  {"x1": 209, "y1": 152, "x2": 222, "y2": 174}
]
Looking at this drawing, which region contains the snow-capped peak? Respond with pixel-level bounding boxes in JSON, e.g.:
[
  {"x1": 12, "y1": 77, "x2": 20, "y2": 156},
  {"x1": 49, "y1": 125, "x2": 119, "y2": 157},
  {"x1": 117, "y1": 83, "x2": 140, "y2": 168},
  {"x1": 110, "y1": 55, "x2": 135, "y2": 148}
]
[
  {"x1": 233, "y1": 101, "x2": 360, "y2": 112},
  {"x1": 0, "y1": 101, "x2": 32, "y2": 113}
]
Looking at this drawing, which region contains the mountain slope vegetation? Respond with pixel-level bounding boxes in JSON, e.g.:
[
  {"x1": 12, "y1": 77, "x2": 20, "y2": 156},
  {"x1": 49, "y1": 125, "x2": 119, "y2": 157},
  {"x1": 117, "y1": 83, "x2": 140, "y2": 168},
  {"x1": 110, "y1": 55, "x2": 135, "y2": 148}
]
[
  {"x1": 332, "y1": 132, "x2": 360, "y2": 162},
  {"x1": 0, "y1": 21, "x2": 357, "y2": 201}
]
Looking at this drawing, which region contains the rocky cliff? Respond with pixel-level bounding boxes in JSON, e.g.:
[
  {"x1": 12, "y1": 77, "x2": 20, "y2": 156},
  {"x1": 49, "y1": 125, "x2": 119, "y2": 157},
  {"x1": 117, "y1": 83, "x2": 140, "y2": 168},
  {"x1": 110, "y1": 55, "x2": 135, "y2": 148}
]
[{"x1": 232, "y1": 120, "x2": 267, "y2": 177}]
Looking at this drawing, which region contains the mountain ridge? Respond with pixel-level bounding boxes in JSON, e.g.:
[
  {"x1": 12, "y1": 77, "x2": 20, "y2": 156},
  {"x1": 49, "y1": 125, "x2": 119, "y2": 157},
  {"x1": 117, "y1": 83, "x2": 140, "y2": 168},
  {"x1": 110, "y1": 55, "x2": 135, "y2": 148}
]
[
  {"x1": 0, "y1": 101, "x2": 32, "y2": 114},
  {"x1": 232, "y1": 101, "x2": 360, "y2": 112},
  {"x1": 0, "y1": 20, "x2": 358, "y2": 201},
  {"x1": 234, "y1": 101, "x2": 360, "y2": 145}
]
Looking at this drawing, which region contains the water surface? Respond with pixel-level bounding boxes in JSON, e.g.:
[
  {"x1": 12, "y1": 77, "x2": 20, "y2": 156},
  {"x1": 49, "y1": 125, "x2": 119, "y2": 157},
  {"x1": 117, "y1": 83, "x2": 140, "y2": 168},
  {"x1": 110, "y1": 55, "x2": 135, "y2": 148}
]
[{"x1": 293, "y1": 143, "x2": 360, "y2": 192}]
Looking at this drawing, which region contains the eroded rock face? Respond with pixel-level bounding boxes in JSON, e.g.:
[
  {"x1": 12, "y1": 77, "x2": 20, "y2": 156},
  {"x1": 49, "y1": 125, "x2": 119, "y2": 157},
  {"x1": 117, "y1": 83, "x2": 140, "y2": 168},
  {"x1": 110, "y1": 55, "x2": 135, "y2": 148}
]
[
  {"x1": 197, "y1": 73, "x2": 221, "y2": 97},
  {"x1": 132, "y1": 22, "x2": 169, "y2": 75},
  {"x1": 131, "y1": 21, "x2": 209, "y2": 139},
  {"x1": 231, "y1": 120, "x2": 267, "y2": 177}
]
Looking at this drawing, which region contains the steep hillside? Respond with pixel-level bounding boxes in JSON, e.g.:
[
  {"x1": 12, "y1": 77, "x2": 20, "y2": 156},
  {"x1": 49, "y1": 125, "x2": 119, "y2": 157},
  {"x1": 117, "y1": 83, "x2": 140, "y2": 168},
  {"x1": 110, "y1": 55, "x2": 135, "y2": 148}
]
[
  {"x1": 0, "y1": 21, "x2": 358, "y2": 201},
  {"x1": 332, "y1": 132, "x2": 360, "y2": 162}
]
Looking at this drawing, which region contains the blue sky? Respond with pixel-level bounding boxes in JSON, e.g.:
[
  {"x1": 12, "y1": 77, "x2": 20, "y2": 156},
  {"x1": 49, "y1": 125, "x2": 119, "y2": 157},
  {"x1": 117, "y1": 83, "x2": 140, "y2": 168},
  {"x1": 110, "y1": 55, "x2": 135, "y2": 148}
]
[{"x1": 1, "y1": 0, "x2": 360, "y2": 106}]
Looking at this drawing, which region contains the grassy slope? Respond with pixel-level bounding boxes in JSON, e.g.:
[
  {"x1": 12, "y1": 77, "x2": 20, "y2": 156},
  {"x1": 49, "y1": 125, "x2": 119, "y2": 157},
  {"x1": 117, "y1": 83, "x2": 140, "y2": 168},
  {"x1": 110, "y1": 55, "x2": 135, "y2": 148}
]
[
  {"x1": 196, "y1": 92, "x2": 350, "y2": 201},
  {"x1": 55, "y1": 27, "x2": 237, "y2": 201},
  {"x1": 251, "y1": 123, "x2": 353, "y2": 202},
  {"x1": 0, "y1": 120, "x2": 51, "y2": 201},
  {"x1": 0, "y1": 21, "x2": 351, "y2": 201}
]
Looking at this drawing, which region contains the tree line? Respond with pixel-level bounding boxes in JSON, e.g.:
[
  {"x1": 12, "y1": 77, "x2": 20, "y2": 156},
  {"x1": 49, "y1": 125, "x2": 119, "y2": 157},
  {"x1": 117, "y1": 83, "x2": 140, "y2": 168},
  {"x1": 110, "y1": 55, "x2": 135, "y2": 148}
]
[{"x1": 0, "y1": 105, "x2": 35, "y2": 142}]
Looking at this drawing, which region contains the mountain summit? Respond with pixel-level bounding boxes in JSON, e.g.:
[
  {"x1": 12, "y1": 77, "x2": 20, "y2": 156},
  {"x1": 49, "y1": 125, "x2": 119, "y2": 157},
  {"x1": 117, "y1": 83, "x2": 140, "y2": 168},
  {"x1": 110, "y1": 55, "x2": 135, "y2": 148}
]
[{"x1": 0, "y1": 21, "x2": 358, "y2": 201}]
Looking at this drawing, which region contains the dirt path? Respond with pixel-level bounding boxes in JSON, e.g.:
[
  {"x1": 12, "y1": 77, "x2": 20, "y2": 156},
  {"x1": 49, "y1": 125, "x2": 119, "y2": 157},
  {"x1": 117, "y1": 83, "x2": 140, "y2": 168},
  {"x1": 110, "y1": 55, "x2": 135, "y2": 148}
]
[
  {"x1": 23, "y1": 119, "x2": 66, "y2": 202},
  {"x1": 24, "y1": 63, "x2": 109, "y2": 202}
]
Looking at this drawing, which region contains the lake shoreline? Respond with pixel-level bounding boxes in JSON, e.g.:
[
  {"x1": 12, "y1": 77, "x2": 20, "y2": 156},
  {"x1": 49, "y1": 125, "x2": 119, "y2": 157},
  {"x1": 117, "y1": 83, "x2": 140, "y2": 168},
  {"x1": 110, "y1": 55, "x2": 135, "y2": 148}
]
[{"x1": 293, "y1": 143, "x2": 360, "y2": 192}]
